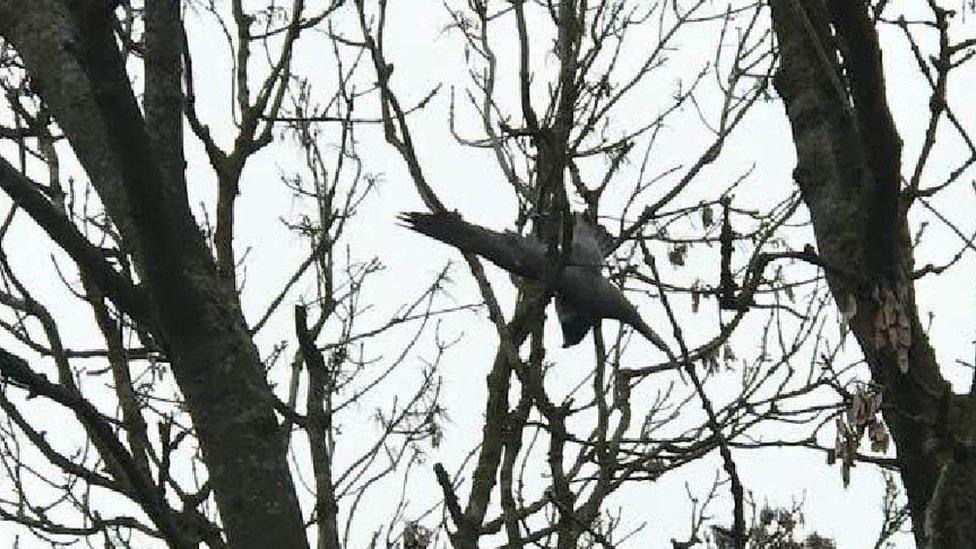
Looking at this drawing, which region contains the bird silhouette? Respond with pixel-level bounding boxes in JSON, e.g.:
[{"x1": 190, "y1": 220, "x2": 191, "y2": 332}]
[{"x1": 399, "y1": 211, "x2": 672, "y2": 356}]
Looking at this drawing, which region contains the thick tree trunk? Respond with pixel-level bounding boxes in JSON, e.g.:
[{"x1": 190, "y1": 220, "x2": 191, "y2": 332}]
[
  {"x1": 0, "y1": 2, "x2": 308, "y2": 547},
  {"x1": 769, "y1": 1, "x2": 976, "y2": 546}
]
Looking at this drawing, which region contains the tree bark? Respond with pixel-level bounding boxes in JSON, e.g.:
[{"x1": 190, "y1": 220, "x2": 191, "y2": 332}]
[
  {"x1": 769, "y1": 1, "x2": 976, "y2": 546},
  {"x1": 0, "y1": 2, "x2": 308, "y2": 547}
]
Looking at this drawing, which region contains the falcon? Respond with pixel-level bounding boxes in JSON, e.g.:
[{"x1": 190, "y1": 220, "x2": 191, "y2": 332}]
[{"x1": 399, "y1": 211, "x2": 671, "y2": 355}]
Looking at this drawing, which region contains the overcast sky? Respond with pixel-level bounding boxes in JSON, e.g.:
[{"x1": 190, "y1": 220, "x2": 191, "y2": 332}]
[{"x1": 2, "y1": 1, "x2": 975, "y2": 547}]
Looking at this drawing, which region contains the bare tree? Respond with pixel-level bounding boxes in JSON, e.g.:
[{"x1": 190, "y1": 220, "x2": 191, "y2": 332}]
[
  {"x1": 0, "y1": 1, "x2": 453, "y2": 547},
  {"x1": 0, "y1": 0, "x2": 971, "y2": 547},
  {"x1": 769, "y1": 0, "x2": 976, "y2": 546},
  {"x1": 350, "y1": 0, "x2": 874, "y2": 547}
]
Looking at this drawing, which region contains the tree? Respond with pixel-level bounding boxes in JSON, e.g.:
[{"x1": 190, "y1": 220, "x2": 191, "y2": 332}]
[
  {"x1": 351, "y1": 0, "x2": 849, "y2": 546},
  {"x1": 0, "y1": 0, "x2": 971, "y2": 547},
  {"x1": 0, "y1": 1, "x2": 450, "y2": 547},
  {"x1": 769, "y1": 0, "x2": 976, "y2": 546},
  {"x1": 0, "y1": 0, "x2": 308, "y2": 545}
]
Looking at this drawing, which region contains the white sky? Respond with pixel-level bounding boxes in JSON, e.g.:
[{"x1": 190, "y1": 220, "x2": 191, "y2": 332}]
[{"x1": 2, "y1": 1, "x2": 975, "y2": 547}]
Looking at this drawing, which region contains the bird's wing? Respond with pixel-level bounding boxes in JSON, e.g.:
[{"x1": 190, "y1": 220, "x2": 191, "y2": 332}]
[
  {"x1": 399, "y1": 211, "x2": 547, "y2": 279},
  {"x1": 570, "y1": 217, "x2": 613, "y2": 273}
]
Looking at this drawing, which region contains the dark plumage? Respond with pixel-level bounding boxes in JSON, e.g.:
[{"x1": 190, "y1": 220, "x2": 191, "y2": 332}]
[
  {"x1": 554, "y1": 297, "x2": 593, "y2": 347},
  {"x1": 399, "y1": 211, "x2": 671, "y2": 355}
]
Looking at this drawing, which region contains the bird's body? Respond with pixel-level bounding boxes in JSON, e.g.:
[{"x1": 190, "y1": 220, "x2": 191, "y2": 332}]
[
  {"x1": 554, "y1": 296, "x2": 592, "y2": 347},
  {"x1": 399, "y1": 211, "x2": 670, "y2": 354},
  {"x1": 553, "y1": 214, "x2": 608, "y2": 347}
]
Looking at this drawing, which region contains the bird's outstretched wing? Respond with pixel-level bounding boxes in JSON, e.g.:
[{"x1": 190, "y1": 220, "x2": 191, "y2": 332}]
[{"x1": 398, "y1": 211, "x2": 547, "y2": 280}]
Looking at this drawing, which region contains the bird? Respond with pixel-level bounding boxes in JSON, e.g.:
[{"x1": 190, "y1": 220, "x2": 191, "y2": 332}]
[
  {"x1": 553, "y1": 212, "x2": 606, "y2": 347},
  {"x1": 398, "y1": 210, "x2": 672, "y2": 356}
]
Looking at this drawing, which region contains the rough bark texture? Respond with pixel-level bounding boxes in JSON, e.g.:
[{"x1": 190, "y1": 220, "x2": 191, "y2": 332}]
[
  {"x1": 0, "y1": 2, "x2": 308, "y2": 547},
  {"x1": 770, "y1": 1, "x2": 976, "y2": 546}
]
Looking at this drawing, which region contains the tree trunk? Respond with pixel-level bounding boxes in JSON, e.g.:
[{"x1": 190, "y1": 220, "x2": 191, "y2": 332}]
[
  {"x1": 769, "y1": 0, "x2": 976, "y2": 546},
  {"x1": 0, "y1": 2, "x2": 308, "y2": 547}
]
